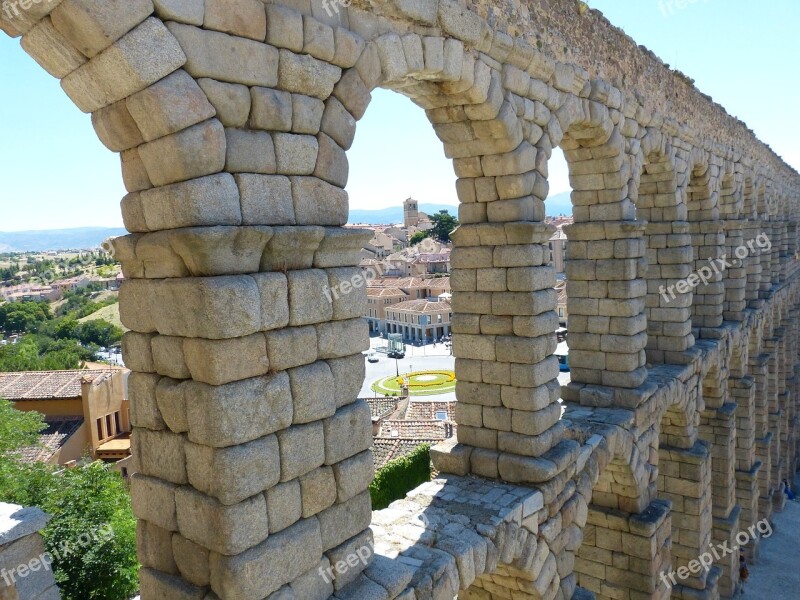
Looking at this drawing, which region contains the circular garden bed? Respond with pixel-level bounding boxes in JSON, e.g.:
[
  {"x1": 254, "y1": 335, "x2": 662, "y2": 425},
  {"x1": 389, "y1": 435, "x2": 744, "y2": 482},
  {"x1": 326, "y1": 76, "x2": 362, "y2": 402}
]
[{"x1": 371, "y1": 370, "x2": 457, "y2": 397}]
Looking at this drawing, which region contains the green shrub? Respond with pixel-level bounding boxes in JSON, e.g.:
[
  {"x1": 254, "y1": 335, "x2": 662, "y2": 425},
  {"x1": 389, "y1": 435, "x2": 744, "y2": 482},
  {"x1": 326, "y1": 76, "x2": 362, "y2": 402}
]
[{"x1": 369, "y1": 444, "x2": 431, "y2": 510}]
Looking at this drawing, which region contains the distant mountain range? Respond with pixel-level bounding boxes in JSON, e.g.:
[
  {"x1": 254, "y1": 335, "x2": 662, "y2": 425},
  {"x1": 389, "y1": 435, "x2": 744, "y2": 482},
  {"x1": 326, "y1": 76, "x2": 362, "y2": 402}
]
[
  {"x1": 0, "y1": 227, "x2": 127, "y2": 253},
  {"x1": 0, "y1": 193, "x2": 573, "y2": 251},
  {"x1": 348, "y1": 193, "x2": 572, "y2": 225}
]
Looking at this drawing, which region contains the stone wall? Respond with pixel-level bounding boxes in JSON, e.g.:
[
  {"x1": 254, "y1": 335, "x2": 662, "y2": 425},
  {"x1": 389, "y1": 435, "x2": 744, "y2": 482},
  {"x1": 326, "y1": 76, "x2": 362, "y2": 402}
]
[
  {"x1": 1, "y1": 0, "x2": 799, "y2": 599},
  {"x1": 0, "y1": 504, "x2": 59, "y2": 600}
]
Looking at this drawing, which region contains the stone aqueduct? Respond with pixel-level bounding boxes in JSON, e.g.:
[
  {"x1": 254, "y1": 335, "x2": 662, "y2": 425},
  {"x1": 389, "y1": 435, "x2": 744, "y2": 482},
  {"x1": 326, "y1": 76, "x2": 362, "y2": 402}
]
[{"x1": 3, "y1": 0, "x2": 800, "y2": 599}]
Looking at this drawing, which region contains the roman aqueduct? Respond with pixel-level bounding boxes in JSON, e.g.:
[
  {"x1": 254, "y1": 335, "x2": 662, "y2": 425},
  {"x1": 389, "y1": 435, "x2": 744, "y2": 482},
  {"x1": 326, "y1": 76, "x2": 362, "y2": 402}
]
[{"x1": 2, "y1": 0, "x2": 800, "y2": 598}]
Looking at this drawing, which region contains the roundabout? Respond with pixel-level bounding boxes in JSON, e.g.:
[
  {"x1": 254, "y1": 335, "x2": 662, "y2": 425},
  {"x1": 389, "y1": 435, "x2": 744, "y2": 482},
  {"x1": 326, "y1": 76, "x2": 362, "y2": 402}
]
[{"x1": 371, "y1": 370, "x2": 457, "y2": 397}]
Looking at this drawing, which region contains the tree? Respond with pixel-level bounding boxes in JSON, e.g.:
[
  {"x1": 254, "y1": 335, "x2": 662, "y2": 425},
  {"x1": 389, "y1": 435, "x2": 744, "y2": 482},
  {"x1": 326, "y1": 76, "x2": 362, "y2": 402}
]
[
  {"x1": 0, "y1": 398, "x2": 46, "y2": 455},
  {"x1": 409, "y1": 231, "x2": 428, "y2": 245},
  {"x1": 76, "y1": 319, "x2": 123, "y2": 348},
  {"x1": 428, "y1": 210, "x2": 459, "y2": 243},
  {"x1": 0, "y1": 301, "x2": 52, "y2": 334}
]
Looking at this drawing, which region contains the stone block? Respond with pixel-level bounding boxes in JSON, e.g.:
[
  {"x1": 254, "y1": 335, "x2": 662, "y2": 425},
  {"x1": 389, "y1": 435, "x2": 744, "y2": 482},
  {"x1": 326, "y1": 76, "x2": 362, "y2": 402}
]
[
  {"x1": 155, "y1": 378, "x2": 189, "y2": 433},
  {"x1": 274, "y1": 133, "x2": 318, "y2": 175},
  {"x1": 61, "y1": 17, "x2": 186, "y2": 113},
  {"x1": 176, "y1": 486, "x2": 268, "y2": 555},
  {"x1": 316, "y1": 491, "x2": 372, "y2": 551},
  {"x1": 328, "y1": 354, "x2": 365, "y2": 408},
  {"x1": 315, "y1": 133, "x2": 349, "y2": 187},
  {"x1": 331, "y1": 450, "x2": 373, "y2": 503},
  {"x1": 127, "y1": 69, "x2": 215, "y2": 142},
  {"x1": 138, "y1": 173, "x2": 241, "y2": 231},
  {"x1": 153, "y1": 0, "x2": 204, "y2": 25},
  {"x1": 21, "y1": 16, "x2": 86, "y2": 78},
  {"x1": 303, "y1": 16, "x2": 335, "y2": 61},
  {"x1": 289, "y1": 361, "x2": 336, "y2": 424},
  {"x1": 210, "y1": 517, "x2": 322, "y2": 600},
  {"x1": 204, "y1": 0, "x2": 266, "y2": 41},
  {"x1": 137, "y1": 520, "x2": 177, "y2": 574},
  {"x1": 327, "y1": 529, "x2": 373, "y2": 589},
  {"x1": 320, "y1": 97, "x2": 356, "y2": 150},
  {"x1": 323, "y1": 401, "x2": 372, "y2": 465},
  {"x1": 291, "y1": 176, "x2": 349, "y2": 226},
  {"x1": 278, "y1": 48, "x2": 342, "y2": 99},
  {"x1": 278, "y1": 422, "x2": 326, "y2": 481},
  {"x1": 151, "y1": 335, "x2": 191, "y2": 379},
  {"x1": 235, "y1": 174, "x2": 295, "y2": 226},
  {"x1": 138, "y1": 118, "x2": 226, "y2": 187},
  {"x1": 265, "y1": 4, "x2": 304, "y2": 52},
  {"x1": 91, "y1": 100, "x2": 144, "y2": 152},
  {"x1": 252, "y1": 272, "x2": 291, "y2": 331},
  {"x1": 51, "y1": 0, "x2": 154, "y2": 58},
  {"x1": 173, "y1": 534, "x2": 211, "y2": 587},
  {"x1": 138, "y1": 568, "x2": 206, "y2": 599},
  {"x1": 291, "y1": 558, "x2": 335, "y2": 600},
  {"x1": 186, "y1": 435, "x2": 280, "y2": 506},
  {"x1": 167, "y1": 22, "x2": 277, "y2": 87},
  {"x1": 131, "y1": 474, "x2": 178, "y2": 531},
  {"x1": 198, "y1": 78, "x2": 251, "y2": 128},
  {"x1": 129, "y1": 372, "x2": 165, "y2": 430},
  {"x1": 300, "y1": 466, "x2": 337, "y2": 517},
  {"x1": 250, "y1": 87, "x2": 292, "y2": 132},
  {"x1": 287, "y1": 269, "x2": 334, "y2": 326},
  {"x1": 133, "y1": 427, "x2": 187, "y2": 484},
  {"x1": 266, "y1": 481, "x2": 303, "y2": 534},
  {"x1": 225, "y1": 128, "x2": 276, "y2": 174},
  {"x1": 316, "y1": 320, "x2": 367, "y2": 361},
  {"x1": 265, "y1": 326, "x2": 318, "y2": 371},
  {"x1": 185, "y1": 373, "x2": 293, "y2": 447}
]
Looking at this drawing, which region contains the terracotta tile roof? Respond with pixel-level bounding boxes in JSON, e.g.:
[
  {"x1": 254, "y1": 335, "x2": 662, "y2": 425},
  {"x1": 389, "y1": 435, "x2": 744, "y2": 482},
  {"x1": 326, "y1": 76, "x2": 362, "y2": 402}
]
[
  {"x1": 366, "y1": 397, "x2": 400, "y2": 419},
  {"x1": 0, "y1": 370, "x2": 116, "y2": 401},
  {"x1": 388, "y1": 299, "x2": 451, "y2": 313},
  {"x1": 378, "y1": 420, "x2": 452, "y2": 439},
  {"x1": 16, "y1": 417, "x2": 83, "y2": 464},
  {"x1": 366, "y1": 288, "x2": 409, "y2": 298},
  {"x1": 371, "y1": 438, "x2": 441, "y2": 470},
  {"x1": 405, "y1": 400, "x2": 456, "y2": 421}
]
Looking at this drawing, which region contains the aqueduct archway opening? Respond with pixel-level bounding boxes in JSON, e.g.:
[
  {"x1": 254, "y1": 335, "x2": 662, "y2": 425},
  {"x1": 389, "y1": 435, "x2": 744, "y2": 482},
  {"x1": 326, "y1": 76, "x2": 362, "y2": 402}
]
[{"x1": 2, "y1": 1, "x2": 800, "y2": 599}]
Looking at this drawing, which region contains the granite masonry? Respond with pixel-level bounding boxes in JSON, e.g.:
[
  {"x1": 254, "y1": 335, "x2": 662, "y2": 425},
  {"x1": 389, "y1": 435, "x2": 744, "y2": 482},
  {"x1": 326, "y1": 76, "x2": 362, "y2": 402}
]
[{"x1": 2, "y1": 0, "x2": 799, "y2": 598}]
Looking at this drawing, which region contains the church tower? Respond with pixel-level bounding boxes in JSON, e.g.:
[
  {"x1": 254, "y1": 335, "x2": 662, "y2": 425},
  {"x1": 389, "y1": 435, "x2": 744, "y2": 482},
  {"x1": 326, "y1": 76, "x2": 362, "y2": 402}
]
[{"x1": 403, "y1": 197, "x2": 419, "y2": 228}]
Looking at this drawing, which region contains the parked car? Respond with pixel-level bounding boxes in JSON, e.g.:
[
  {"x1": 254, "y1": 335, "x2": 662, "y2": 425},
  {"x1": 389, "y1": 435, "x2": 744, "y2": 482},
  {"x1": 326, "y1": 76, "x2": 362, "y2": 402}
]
[
  {"x1": 388, "y1": 350, "x2": 405, "y2": 359},
  {"x1": 367, "y1": 352, "x2": 379, "y2": 363}
]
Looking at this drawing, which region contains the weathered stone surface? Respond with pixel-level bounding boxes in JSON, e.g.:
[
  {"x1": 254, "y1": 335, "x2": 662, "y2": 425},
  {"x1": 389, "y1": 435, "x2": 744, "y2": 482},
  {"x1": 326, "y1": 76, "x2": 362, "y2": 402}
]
[
  {"x1": 291, "y1": 176, "x2": 349, "y2": 226},
  {"x1": 184, "y1": 334, "x2": 269, "y2": 385},
  {"x1": 167, "y1": 22, "x2": 277, "y2": 87},
  {"x1": 126, "y1": 69, "x2": 215, "y2": 141},
  {"x1": 323, "y1": 400, "x2": 372, "y2": 465},
  {"x1": 185, "y1": 373, "x2": 293, "y2": 447},
  {"x1": 277, "y1": 421, "x2": 325, "y2": 481},
  {"x1": 210, "y1": 517, "x2": 322, "y2": 600},
  {"x1": 278, "y1": 49, "x2": 342, "y2": 99},
  {"x1": 61, "y1": 17, "x2": 186, "y2": 112},
  {"x1": 204, "y1": 0, "x2": 266, "y2": 41},
  {"x1": 185, "y1": 435, "x2": 280, "y2": 505},
  {"x1": 176, "y1": 486, "x2": 268, "y2": 555},
  {"x1": 21, "y1": 16, "x2": 87, "y2": 78},
  {"x1": 138, "y1": 118, "x2": 226, "y2": 186},
  {"x1": 51, "y1": 0, "x2": 154, "y2": 58},
  {"x1": 289, "y1": 361, "x2": 336, "y2": 424},
  {"x1": 235, "y1": 174, "x2": 295, "y2": 226}
]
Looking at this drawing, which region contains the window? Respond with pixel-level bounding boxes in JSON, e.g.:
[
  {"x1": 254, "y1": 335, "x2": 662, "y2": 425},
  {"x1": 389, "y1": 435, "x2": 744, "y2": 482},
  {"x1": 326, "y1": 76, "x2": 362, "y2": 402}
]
[
  {"x1": 435, "y1": 411, "x2": 448, "y2": 421},
  {"x1": 106, "y1": 414, "x2": 114, "y2": 436},
  {"x1": 96, "y1": 418, "x2": 104, "y2": 440},
  {"x1": 114, "y1": 412, "x2": 122, "y2": 434}
]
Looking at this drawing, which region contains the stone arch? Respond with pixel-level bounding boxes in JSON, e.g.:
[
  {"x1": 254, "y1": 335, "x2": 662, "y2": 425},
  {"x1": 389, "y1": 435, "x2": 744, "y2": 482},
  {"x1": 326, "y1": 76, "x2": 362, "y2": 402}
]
[
  {"x1": 721, "y1": 166, "x2": 748, "y2": 322},
  {"x1": 636, "y1": 129, "x2": 694, "y2": 364}
]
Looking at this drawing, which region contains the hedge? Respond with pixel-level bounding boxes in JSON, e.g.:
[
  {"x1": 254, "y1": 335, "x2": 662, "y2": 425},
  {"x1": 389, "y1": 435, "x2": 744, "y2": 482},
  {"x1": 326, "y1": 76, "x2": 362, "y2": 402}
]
[{"x1": 370, "y1": 444, "x2": 431, "y2": 510}]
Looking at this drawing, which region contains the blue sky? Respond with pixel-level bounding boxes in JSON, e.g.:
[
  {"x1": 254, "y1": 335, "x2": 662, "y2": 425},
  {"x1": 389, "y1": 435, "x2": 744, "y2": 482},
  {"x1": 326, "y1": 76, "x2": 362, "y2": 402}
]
[{"x1": 0, "y1": 0, "x2": 797, "y2": 231}]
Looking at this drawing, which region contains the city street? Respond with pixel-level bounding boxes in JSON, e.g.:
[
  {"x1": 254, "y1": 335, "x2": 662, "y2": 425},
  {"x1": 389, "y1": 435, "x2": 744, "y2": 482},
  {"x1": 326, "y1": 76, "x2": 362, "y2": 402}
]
[{"x1": 359, "y1": 337, "x2": 456, "y2": 399}]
